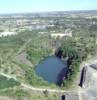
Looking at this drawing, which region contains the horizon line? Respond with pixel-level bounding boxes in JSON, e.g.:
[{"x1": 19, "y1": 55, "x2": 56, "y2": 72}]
[{"x1": 0, "y1": 9, "x2": 97, "y2": 15}]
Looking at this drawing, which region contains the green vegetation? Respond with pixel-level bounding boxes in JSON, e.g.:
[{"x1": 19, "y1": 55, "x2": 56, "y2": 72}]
[
  {"x1": 0, "y1": 75, "x2": 20, "y2": 89},
  {"x1": 0, "y1": 88, "x2": 59, "y2": 100},
  {"x1": 0, "y1": 31, "x2": 54, "y2": 87},
  {"x1": 14, "y1": 89, "x2": 29, "y2": 100},
  {"x1": 26, "y1": 48, "x2": 50, "y2": 65},
  {"x1": 60, "y1": 29, "x2": 97, "y2": 88},
  {"x1": 25, "y1": 69, "x2": 51, "y2": 86},
  {"x1": 0, "y1": 13, "x2": 97, "y2": 90},
  {"x1": 0, "y1": 88, "x2": 29, "y2": 100}
]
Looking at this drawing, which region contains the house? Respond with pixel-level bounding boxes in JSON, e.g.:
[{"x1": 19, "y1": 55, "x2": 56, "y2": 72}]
[
  {"x1": 63, "y1": 93, "x2": 79, "y2": 100},
  {"x1": 50, "y1": 29, "x2": 72, "y2": 38}
]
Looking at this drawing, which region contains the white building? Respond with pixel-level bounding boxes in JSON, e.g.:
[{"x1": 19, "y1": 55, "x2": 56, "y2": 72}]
[
  {"x1": 50, "y1": 29, "x2": 72, "y2": 38},
  {"x1": 0, "y1": 32, "x2": 17, "y2": 37}
]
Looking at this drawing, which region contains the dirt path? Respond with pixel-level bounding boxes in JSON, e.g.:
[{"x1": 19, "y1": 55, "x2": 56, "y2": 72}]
[
  {"x1": 16, "y1": 39, "x2": 32, "y2": 55},
  {"x1": 0, "y1": 96, "x2": 15, "y2": 100},
  {"x1": 0, "y1": 72, "x2": 77, "y2": 93}
]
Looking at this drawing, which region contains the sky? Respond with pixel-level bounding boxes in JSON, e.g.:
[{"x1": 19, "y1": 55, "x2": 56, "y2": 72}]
[{"x1": 0, "y1": 0, "x2": 97, "y2": 14}]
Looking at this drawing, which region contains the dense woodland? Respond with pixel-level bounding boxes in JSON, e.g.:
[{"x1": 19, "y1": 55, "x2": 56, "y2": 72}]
[{"x1": 60, "y1": 30, "x2": 97, "y2": 87}]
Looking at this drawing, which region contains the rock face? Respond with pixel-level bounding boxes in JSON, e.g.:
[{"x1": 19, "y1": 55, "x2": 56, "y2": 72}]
[{"x1": 15, "y1": 52, "x2": 33, "y2": 67}]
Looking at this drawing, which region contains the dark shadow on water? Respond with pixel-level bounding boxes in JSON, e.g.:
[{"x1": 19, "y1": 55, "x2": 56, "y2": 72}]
[{"x1": 57, "y1": 67, "x2": 68, "y2": 86}]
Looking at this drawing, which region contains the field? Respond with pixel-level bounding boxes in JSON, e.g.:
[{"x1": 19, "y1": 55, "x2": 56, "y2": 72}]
[
  {"x1": 0, "y1": 75, "x2": 20, "y2": 89},
  {"x1": 0, "y1": 88, "x2": 61, "y2": 100}
]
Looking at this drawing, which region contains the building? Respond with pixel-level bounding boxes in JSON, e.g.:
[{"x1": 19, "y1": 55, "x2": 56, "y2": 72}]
[
  {"x1": 50, "y1": 29, "x2": 72, "y2": 38},
  {"x1": 62, "y1": 93, "x2": 79, "y2": 100},
  {"x1": 0, "y1": 32, "x2": 17, "y2": 37}
]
